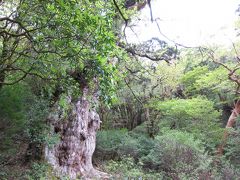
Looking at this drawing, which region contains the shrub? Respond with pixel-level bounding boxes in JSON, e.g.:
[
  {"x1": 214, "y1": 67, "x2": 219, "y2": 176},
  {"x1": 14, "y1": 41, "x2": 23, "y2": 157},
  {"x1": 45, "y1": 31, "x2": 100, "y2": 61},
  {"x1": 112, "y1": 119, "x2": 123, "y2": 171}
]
[
  {"x1": 118, "y1": 137, "x2": 139, "y2": 159},
  {"x1": 211, "y1": 158, "x2": 240, "y2": 180},
  {"x1": 25, "y1": 162, "x2": 57, "y2": 180},
  {"x1": 27, "y1": 162, "x2": 49, "y2": 180},
  {"x1": 94, "y1": 129, "x2": 128, "y2": 160},
  {"x1": 95, "y1": 129, "x2": 155, "y2": 162},
  {"x1": 224, "y1": 127, "x2": 240, "y2": 168},
  {"x1": 129, "y1": 123, "x2": 149, "y2": 138},
  {"x1": 118, "y1": 134, "x2": 155, "y2": 160},
  {"x1": 141, "y1": 130, "x2": 212, "y2": 179},
  {"x1": 103, "y1": 157, "x2": 163, "y2": 179}
]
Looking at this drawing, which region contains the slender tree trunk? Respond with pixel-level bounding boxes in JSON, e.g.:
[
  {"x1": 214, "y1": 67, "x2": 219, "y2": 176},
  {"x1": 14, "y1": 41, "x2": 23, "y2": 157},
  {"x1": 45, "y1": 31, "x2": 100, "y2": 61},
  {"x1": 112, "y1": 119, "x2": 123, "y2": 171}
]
[
  {"x1": 0, "y1": 72, "x2": 5, "y2": 90},
  {"x1": 136, "y1": 108, "x2": 142, "y2": 126},
  {"x1": 145, "y1": 107, "x2": 154, "y2": 138},
  {"x1": 0, "y1": 38, "x2": 7, "y2": 90},
  {"x1": 217, "y1": 100, "x2": 240, "y2": 156},
  {"x1": 124, "y1": 103, "x2": 130, "y2": 129},
  {"x1": 45, "y1": 84, "x2": 107, "y2": 179}
]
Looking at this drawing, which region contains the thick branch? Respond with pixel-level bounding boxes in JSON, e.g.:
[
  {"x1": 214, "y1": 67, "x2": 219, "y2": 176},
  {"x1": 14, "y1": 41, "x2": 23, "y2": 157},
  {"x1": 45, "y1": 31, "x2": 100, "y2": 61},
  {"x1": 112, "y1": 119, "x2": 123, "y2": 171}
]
[{"x1": 118, "y1": 42, "x2": 176, "y2": 62}]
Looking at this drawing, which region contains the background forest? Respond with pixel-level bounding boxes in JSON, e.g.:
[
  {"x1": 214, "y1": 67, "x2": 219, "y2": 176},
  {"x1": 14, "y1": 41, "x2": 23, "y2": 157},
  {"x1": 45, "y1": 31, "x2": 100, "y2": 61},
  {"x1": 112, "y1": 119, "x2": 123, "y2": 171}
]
[{"x1": 1, "y1": 0, "x2": 240, "y2": 179}]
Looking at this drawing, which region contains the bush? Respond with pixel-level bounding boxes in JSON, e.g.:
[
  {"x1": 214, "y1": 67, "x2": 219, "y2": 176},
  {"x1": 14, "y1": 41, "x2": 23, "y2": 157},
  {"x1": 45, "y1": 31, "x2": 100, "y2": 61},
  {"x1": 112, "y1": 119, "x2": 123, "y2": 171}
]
[
  {"x1": 117, "y1": 137, "x2": 139, "y2": 159},
  {"x1": 224, "y1": 128, "x2": 240, "y2": 168},
  {"x1": 95, "y1": 129, "x2": 155, "y2": 162},
  {"x1": 103, "y1": 157, "x2": 163, "y2": 179},
  {"x1": 118, "y1": 134, "x2": 155, "y2": 161},
  {"x1": 94, "y1": 129, "x2": 128, "y2": 160},
  {"x1": 27, "y1": 162, "x2": 49, "y2": 180},
  {"x1": 141, "y1": 130, "x2": 212, "y2": 179},
  {"x1": 26, "y1": 162, "x2": 56, "y2": 180},
  {"x1": 211, "y1": 158, "x2": 240, "y2": 180},
  {"x1": 129, "y1": 123, "x2": 149, "y2": 138}
]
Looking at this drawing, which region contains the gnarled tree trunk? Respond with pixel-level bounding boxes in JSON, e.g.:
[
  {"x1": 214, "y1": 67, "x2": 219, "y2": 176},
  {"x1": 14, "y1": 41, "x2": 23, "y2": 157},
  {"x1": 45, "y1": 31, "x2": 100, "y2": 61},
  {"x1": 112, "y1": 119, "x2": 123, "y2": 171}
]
[{"x1": 45, "y1": 84, "x2": 107, "y2": 179}]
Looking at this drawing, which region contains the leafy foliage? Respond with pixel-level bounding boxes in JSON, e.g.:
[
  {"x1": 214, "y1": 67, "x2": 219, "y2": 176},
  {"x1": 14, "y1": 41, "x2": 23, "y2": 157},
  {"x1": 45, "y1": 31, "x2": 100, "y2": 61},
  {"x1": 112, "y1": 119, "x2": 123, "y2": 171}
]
[
  {"x1": 95, "y1": 129, "x2": 128, "y2": 160},
  {"x1": 103, "y1": 157, "x2": 163, "y2": 179},
  {"x1": 0, "y1": 0, "x2": 122, "y2": 105},
  {"x1": 95, "y1": 129, "x2": 154, "y2": 161},
  {"x1": 26, "y1": 162, "x2": 49, "y2": 180},
  {"x1": 150, "y1": 97, "x2": 223, "y2": 148},
  {"x1": 224, "y1": 117, "x2": 240, "y2": 167},
  {"x1": 141, "y1": 130, "x2": 211, "y2": 179},
  {"x1": 25, "y1": 98, "x2": 49, "y2": 145},
  {"x1": 0, "y1": 84, "x2": 33, "y2": 150},
  {"x1": 181, "y1": 66, "x2": 209, "y2": 95}
]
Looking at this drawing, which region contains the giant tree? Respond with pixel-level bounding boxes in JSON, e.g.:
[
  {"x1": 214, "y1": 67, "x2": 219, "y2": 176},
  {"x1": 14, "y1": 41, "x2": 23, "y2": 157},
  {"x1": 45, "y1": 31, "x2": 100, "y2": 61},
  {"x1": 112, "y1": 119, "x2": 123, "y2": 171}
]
[{"x1": 1, "y1": 0, "x2": 121, "y2": 178}]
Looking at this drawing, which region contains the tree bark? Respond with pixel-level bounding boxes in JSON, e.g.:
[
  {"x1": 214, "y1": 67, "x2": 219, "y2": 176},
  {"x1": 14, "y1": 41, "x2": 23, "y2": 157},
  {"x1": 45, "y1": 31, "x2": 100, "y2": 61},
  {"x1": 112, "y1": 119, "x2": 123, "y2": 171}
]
[
  {"x1": 217, "y1": 100, "x2": 240, "y2": 156},
  {"x1": 45, "y1": 85, "x2": 107, "y2": 179}
]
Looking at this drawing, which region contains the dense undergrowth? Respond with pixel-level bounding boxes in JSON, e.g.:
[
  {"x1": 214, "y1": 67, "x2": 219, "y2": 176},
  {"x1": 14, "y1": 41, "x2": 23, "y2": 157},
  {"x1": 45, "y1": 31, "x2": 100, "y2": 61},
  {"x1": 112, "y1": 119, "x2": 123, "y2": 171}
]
[{"x1": 94, "y1": 127, "x2": 240, "y2": 179}]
